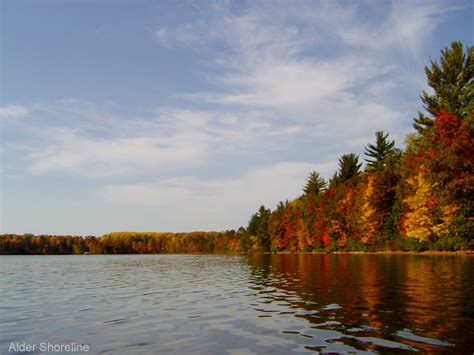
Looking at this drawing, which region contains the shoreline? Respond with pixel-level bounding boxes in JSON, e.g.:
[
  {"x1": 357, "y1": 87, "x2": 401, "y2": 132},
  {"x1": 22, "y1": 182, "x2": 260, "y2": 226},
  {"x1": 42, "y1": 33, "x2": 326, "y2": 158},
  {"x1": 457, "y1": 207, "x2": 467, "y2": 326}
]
[{"x1": 2, "y1": 250, "x2": 473, "y2": 256}]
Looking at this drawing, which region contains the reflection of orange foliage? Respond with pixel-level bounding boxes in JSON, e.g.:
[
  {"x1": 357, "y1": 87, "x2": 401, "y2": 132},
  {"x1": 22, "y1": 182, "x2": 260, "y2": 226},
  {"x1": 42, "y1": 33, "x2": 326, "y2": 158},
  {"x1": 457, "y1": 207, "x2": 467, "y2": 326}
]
[
  {"x1": 402, "y1": 257, "x2": 459, "y2": 338},
  {"x1": 357, "y1": 256, "x2": 383, "y2": 330}
]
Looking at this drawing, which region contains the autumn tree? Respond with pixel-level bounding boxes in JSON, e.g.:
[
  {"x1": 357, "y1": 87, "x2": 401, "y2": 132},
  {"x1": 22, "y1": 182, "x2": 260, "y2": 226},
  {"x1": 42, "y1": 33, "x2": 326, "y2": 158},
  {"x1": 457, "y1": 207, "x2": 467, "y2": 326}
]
[
  {"x1": 427, "y1": 111, "x2": 474, "y2": 202},
  {"x1": 269, "y1": 200, "x2": 308, "y2": 251},
  {"x1": 360, "y1": 174, "x2": 378, "y2": 244},
  {"x1": 403, "y1": 169, "x2": 434, "y2": 242},
  {"x1": 268, "y1": 201, "x2": 287, "y2": 251},
  {"x1": 426, "y1": 111, "x2": 474, "y2": 243}
]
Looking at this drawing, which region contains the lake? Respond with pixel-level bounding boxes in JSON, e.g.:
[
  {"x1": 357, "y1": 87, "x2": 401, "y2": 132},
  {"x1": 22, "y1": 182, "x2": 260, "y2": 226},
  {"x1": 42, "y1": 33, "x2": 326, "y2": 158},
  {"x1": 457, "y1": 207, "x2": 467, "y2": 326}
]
[{"x1": 1, "y1": 254, "x2": 473, "y2": 354}]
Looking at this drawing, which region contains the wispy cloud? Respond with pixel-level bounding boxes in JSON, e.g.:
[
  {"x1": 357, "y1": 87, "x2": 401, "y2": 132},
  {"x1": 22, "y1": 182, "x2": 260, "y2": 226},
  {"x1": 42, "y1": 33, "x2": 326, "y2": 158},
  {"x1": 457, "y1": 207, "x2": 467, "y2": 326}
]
[
  {"x1": 27, "y1": 127, "x2": 208, "y2": 177},
  {"x1": 155, "y1": 1, "x2": 453, "y2": 57},
  {"x1": 0, "y1": 105, "x2": 29, "y2": 121},
  {"x1": 17, "y1": 101, "x2": 305, "y2": 177},
  {"x1": 153, "y1": 0, "x2": 448, "y2": 142},
  {"x1": 335, "y1": 1, "x2": 453, "y2": 59}
]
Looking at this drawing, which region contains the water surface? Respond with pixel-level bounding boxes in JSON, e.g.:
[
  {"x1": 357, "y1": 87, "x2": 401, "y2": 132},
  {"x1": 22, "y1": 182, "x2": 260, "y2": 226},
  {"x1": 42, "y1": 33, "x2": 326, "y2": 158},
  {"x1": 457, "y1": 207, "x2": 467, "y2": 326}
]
[{"x1": 1, "y1": 254, "x2": 473, "y2": 353}]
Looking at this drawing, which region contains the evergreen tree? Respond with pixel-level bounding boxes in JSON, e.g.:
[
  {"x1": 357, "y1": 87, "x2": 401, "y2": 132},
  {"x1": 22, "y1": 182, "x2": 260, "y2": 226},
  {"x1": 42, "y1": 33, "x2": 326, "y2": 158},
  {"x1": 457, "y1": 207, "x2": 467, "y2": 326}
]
[
  {"x1": 364, "y1": 131, "x2": 395, "y2": 171},
  {"x1": 413, "y1": 41, "x2": 474, "y2": 134},
  {"x1": 256, "y1": 206, "x2": 271, "y2": 251},
  {"x1": 336, "y1": 153, "x2": 362, "y2": 183},
  {"x1": 246, "y1": 212, "x2": 260, "y2": 237},
  {"x1": 246, "y1": 205, "x2": 271, "y2": 251},
  {"x1": 303, "y1": 171, "x2": 327, "y2": 196}
]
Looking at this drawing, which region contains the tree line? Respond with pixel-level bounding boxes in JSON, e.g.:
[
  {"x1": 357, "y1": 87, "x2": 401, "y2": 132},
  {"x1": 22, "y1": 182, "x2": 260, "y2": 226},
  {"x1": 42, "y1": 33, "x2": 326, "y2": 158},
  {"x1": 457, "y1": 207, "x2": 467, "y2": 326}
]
[
  {"x1": 1, "y1": 42, "x2": 472, "y2": 254},
  {"x1": 245, "y1": 41, "x2": 473, "y2": 252},
  {"x1": 0, "y1": 232, "x2": 246, "y2": 255}
]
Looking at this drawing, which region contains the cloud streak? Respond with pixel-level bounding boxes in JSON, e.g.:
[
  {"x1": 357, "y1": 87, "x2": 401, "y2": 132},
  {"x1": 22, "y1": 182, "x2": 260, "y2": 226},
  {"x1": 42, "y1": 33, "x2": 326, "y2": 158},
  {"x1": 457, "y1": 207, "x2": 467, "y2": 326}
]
[
  {"x1": 19, "y1": 102, "x2": 306, "y2": 177},
  {"x1": 0, "y1": 105, "x2": 29, "y2": 121},
  {"x1": 27, "y1": 127, "x2": 208, "y2": 177}
]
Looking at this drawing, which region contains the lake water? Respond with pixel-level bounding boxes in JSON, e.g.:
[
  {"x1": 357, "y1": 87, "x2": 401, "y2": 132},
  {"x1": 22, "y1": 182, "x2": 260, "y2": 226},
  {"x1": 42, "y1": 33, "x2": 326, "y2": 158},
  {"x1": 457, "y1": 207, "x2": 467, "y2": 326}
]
[{"x1": 1, "y1": 254, "x2": 473, "y2": 354}]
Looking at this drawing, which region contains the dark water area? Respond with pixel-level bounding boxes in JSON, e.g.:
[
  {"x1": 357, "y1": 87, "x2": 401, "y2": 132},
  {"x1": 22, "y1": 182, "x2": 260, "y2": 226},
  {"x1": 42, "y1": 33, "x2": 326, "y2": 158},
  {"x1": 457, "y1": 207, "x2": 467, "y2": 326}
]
[{"x1": 1, "y1": 254, "x2": 473, "y2": 354}]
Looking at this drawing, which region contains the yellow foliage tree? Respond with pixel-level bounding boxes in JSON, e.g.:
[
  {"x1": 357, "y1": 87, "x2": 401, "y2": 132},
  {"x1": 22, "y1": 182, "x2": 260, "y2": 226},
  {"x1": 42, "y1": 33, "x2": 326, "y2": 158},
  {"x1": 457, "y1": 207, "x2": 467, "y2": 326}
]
[
  {"x1": 403, "y1": 170, "x2": 433, "y2": 241},
  {"x1": 360, "y1": 174, "x2": 378, "y2": 244},
  {"x1": 432, "y1": 204, "x2": 459, "y2": 239}
]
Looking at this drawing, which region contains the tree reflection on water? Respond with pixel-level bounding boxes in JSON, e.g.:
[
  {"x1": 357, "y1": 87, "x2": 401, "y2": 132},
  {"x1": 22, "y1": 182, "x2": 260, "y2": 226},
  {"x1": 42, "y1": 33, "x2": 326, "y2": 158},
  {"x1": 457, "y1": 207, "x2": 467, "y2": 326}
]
[{"x1": 247, "y1": 254, "x2": 474, "y2": 352}]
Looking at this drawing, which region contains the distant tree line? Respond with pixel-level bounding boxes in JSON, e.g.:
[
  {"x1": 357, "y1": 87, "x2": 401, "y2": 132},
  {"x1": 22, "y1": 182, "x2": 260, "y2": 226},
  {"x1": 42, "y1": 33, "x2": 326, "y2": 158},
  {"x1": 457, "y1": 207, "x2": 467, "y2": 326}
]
[
  {"x1": 1, "y1": 42, "x2": 472, "y2": 254},
  {"x1": 0, "y1": 232, "x2": 247, "y2": 255}
]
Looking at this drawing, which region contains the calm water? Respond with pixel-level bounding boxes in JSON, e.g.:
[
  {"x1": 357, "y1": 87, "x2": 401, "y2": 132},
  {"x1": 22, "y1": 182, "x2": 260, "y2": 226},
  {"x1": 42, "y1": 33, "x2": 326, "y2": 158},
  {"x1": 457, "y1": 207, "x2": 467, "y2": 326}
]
[{"x1": 1, "y1": 254, "x2": 473, "y2": 354}]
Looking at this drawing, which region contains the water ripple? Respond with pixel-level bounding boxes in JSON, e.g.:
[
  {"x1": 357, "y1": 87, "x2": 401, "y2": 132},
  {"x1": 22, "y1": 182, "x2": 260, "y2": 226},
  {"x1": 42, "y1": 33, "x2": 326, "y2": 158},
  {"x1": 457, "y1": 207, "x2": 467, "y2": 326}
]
[{"x1": 0, "y1": 254, "x2": 473, "y2": 353}]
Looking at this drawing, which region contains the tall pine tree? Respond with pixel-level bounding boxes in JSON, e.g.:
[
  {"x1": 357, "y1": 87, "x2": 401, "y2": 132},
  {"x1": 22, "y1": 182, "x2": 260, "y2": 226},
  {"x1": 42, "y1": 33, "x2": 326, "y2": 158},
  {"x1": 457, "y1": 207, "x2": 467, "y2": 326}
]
[
  {"x1": 364, "y1": 131, "x2": 395, "y2": 171},
  {"x1": 413, "y1": 41, "x2": 474, "y2": 134},
  {"x1": 335, "y1": 153, "x2": 362, "y2": 183},
  {"x1": 246, "y1": 205, "x2": 271, "y2": 251},
  {"x1": 303, "y1": 172, "x2": 327, "y2": 196}
]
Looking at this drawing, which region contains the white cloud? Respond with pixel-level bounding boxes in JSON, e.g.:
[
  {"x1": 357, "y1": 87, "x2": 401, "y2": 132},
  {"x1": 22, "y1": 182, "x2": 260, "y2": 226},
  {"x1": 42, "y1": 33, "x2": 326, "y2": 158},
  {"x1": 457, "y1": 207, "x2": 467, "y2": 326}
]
[
  {"x1": 20, "y1": 102, "x2": 214, "y2": 176},
  {"x1": 155, "y1": 1, "x2": 429, "y2": 139},
  {"x1": 154, "y1": 1, "x2": 450, "y2": 60},
  {"x1": 152, "y1": 0, "x2": 453, "y2": 157},
  {"x1": 20, "y1": 101, "x2": 307, "y2": 177},
  {"x1": 101, "y1": 161, "x2": 335, "y2": 230},
  {"x1": 0, "y1": 105, "x2": 29, "y2": 120},
  {"x1": 192, "y1": 56, "x2": 387, "y2": 111},
  {"x1": 336, "y1": 1, "x2": 450, "y2": 58},
  {"x1": 27, "y1": 127, "x2": 208, "y2": 177}
]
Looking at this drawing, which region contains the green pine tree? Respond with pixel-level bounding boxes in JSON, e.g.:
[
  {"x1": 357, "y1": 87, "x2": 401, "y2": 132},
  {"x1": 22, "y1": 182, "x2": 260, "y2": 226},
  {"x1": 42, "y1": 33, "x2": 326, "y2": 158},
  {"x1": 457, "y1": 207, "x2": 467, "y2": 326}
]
[
  {"x1": 303, "y1": 171, "x2": 327, "y2": 196},
  {"x1": 246, "y1": 205, "x2": 271, "y2": 251},
  {"x1": 336, "y1": 153, "x2": 362, "y2": 183},
  {"x1": 364, "y1": 131, "x2": 395, "y2": 171},
  {"x1": 413, "y1": 41, "x2": 474, "y2": 134}
]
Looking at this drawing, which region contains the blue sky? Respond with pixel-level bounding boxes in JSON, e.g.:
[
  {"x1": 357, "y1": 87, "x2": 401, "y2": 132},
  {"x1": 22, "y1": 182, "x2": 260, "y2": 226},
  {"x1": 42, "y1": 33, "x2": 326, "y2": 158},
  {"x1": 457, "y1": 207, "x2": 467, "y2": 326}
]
[{"x1": 1, "y1": 0, "x2": 473, "y2": 235}]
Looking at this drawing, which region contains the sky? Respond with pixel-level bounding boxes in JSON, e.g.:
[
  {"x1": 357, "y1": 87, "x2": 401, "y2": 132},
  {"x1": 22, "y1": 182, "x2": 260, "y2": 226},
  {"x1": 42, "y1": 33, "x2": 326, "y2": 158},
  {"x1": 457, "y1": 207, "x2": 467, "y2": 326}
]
[{"x1": 1, "y1": 0, "x2": 473, "y2": 236}]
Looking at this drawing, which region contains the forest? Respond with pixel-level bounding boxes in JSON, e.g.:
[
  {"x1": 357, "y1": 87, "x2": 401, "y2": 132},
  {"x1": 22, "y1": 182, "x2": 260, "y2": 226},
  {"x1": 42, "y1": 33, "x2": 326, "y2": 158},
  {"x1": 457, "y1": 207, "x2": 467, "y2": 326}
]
[{"x1": 1, "y1": 42, "x2": 473, "y2": 255}]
